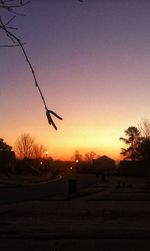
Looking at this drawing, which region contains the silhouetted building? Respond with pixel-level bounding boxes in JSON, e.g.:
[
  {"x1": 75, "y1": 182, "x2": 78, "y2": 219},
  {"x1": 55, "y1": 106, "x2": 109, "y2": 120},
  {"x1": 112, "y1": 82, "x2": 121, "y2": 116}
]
[
  {"x1": 93, "y1": 155, "x2": 116, "y2": 172},
  {"x1": 0, "y1": 150, "x2": 16, "y2": 173}
]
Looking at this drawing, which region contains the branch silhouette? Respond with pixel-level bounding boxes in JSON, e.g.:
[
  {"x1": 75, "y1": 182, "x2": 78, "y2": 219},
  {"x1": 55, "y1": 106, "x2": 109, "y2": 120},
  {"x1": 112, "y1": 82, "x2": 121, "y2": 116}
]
[
  {"x1": 0, "y1": 0, "x2": 83, "y2": 129},
  {"x1": 0, "y1": 2, "x2": 63, "y2": 130}
]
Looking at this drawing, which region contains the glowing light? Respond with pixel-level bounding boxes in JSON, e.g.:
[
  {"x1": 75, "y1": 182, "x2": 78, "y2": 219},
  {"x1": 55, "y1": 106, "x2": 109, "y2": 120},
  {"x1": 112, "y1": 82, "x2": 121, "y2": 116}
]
[{"x1": 45, "y1": 151, "x2": 49, "y2": 159}]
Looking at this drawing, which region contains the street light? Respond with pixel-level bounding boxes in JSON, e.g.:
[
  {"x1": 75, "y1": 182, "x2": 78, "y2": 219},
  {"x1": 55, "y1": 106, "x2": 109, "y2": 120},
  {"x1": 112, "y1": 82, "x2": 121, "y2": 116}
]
[{"x1": 45, "y1": 151, "x2": 48, "y2": 159}]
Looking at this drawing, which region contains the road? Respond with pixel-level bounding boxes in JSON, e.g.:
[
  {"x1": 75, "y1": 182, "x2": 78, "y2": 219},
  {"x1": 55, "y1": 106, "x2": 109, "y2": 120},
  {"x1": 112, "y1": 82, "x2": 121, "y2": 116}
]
[{"x1": 0, "y1": 174, "x2": 97, "y2": 205}]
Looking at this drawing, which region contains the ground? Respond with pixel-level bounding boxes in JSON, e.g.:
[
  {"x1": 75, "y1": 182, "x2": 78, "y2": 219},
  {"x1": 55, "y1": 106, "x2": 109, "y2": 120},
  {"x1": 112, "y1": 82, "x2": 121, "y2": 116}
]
[{"x1": 0, "y1": 175, "x2": 150, "y2": 250}]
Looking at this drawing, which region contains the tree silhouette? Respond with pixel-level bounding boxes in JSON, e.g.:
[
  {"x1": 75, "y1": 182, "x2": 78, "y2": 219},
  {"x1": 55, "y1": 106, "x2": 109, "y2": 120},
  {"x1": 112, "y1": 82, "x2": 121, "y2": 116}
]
[
  {"x1": 74, "y1": 150, "x2": 82, "y2": 162},
  {"x1": 138, "y1": 119, "x2": 150, "y2": 163},
  {"x1": 0, "y1": 138, "x2": 12, "y2": 151},
  {"x1": 32, "y1": 143, "x2": 46, "y2": 159},
  {"x1": 120, "y1": 126, "x2": 141, "y2": 161},
  {"x1": 15, "y1": 133, "x2": 48, "y2": 159},
  {"x1": 139, "y1": 119, "x2": 150, "y2": 139},
  {"x1": 84, "y1": 151, "x2": 99, "y2": 163},
  {"x1": 15, "y1": 133, "x2": 35, "y2": 159}
]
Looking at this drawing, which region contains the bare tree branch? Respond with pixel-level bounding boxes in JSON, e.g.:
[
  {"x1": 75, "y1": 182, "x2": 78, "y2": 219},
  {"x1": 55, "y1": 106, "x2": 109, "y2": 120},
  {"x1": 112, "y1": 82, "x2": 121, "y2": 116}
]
[
  {"x1": 0, "y1": 0, "x2": 30, "y2": 11},
  {"x1": 0, "y1": 0, "x2": 63, "y2": 130},
  {"x1": 0, "y1": 0, "x2": 83, "y2": 129}
]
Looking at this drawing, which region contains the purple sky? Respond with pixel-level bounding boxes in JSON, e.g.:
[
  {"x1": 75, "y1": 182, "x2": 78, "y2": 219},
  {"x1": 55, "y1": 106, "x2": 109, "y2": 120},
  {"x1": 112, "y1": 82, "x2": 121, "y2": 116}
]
[{"x1": 1, "y1": 0, "x2": 150, "y2": 160}]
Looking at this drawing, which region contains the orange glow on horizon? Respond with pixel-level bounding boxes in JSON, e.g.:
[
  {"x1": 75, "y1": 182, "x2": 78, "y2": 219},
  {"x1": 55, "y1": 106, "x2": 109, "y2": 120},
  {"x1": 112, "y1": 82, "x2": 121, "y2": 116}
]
[
  {"x1": 8, "y1": 123, "x2": 124, "y2": 162},
  {"x1": 35, "y1": 124, "x2": 123, "y2": 161}
]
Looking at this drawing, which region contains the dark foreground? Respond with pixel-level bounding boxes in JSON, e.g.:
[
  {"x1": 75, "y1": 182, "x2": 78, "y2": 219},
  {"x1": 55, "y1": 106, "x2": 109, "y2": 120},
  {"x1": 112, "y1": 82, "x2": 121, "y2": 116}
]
[
  {"x1": 1, "y1": 239, "x2": 150, "y2": 251},
  {"x1": 0, "y1": 175, "x2": 150, "y2": 250}
]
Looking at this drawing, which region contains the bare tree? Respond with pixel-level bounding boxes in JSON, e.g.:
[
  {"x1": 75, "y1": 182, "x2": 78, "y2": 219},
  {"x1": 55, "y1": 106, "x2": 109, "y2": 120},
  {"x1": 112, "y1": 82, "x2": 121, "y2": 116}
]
[
  {"x1": 32, "y1": 143, "x2": 46, "y2": 159},
  {"x1": 15, "y1": 133, "x2": 35, "y2": 159},
  {"x1": 139, "y1": 119, "x2": 150, "y2": 139},
  {"x1": 84, "y1": 151, "x2": 99, "y2": 163},
  {"x1": 74, "y1": 150, "x2": 82, "y2": 162}
]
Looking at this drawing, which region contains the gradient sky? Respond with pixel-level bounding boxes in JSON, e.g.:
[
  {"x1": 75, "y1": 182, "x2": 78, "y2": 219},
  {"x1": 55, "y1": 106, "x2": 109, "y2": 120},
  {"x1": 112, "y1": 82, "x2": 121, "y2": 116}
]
[{"x1": 1, "y1": 0, "x2": 150, "y2": 160}]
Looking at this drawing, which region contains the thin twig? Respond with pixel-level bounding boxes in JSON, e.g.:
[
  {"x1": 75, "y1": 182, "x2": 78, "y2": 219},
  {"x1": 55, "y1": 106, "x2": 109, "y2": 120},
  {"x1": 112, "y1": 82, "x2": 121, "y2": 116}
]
[
  {"x1": 0, "y1": 22, "x2": 63, "y2": 130},
  {"x1": 0, "y1": 0, "x2": 30, "y2": 10}
]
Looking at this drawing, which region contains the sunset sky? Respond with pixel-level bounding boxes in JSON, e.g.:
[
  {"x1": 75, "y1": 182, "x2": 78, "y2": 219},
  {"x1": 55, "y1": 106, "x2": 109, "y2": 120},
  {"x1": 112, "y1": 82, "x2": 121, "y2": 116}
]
[{"x1": 1, "y1": 0, "x2": 150, "y2": 160}]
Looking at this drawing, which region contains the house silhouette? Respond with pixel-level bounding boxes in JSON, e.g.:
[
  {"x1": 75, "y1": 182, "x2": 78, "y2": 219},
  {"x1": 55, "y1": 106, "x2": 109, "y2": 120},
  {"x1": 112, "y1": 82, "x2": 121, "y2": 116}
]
[{"x1": 93, "y1": 155, "x2": 116, "y2": 171}]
